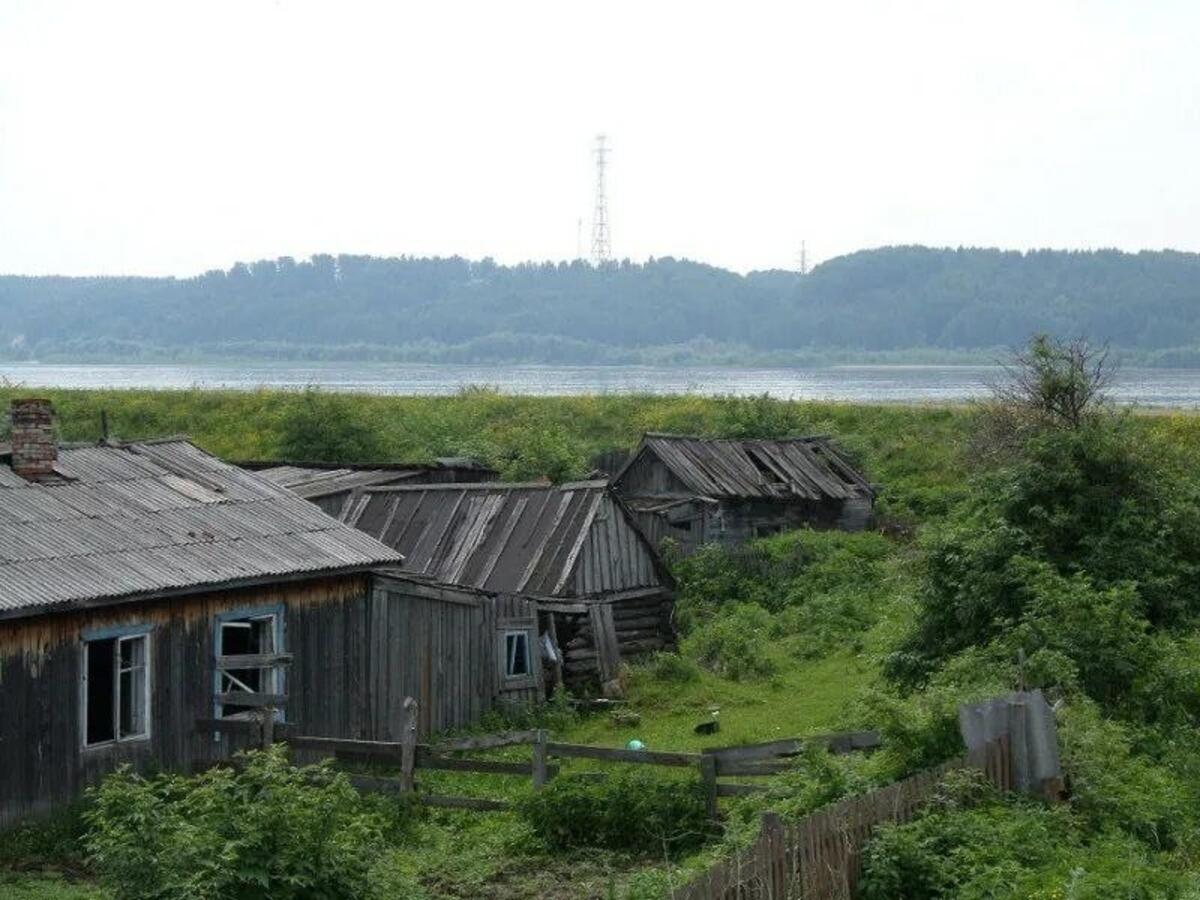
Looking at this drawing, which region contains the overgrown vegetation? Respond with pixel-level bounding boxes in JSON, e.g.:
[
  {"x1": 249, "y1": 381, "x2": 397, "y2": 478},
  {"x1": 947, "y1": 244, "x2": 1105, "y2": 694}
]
[
  {"x1": 517, "y1": 770, "x2": 710, "y2": 855},
  {"x1": 84, "y1": 746, "x2": 416, "y2": 900}
]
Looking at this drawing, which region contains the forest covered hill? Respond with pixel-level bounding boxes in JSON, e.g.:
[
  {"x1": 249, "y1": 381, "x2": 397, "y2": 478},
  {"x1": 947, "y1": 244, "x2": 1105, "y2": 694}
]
[{"x1": 4, "y1": 246, "x2": 1200, "y2": 364}]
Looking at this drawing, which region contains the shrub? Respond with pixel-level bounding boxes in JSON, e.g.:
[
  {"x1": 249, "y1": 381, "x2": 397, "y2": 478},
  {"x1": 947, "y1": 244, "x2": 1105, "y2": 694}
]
[
  {"x1": 680, "y1": 603, "x2": 777, "y2": 681},
  {"x1": 517, "y1": 769, "x2": 710, "y2": 856},
  {"x1": 84, "y1": 745, "x2": 403, "y2": 900},
  {"x1": 275, "y1": 386, "x2": 385, "y2": 462}
]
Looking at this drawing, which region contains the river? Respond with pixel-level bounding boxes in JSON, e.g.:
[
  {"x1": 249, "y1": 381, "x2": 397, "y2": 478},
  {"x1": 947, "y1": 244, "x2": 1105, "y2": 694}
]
[{"x1": 3, "y1": 362, "x2": 1200, "y2": 407}]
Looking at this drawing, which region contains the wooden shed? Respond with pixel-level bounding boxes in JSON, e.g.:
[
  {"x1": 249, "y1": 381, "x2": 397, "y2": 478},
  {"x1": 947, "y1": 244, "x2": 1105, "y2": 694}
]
[
  {"x1": 0, "y1": 401, "x2": 538, "y2": 826},
  {"x1": 610, "y1": 433, "x2": 874, "y2": 555},
  {"x1": 338, "y1": 481, "x2": 675, "y2": 691}
]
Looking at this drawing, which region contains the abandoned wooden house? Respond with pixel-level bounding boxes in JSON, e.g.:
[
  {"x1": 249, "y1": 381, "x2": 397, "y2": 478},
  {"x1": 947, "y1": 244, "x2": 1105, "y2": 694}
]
[
  {"x1": 609, "y1": 433, "x2": 874, "y2": 554},
  {"x1": 0, "y1": 400, "x2": 541, "y2": 826},
  {"x1": 239, "y1": 457, "x2": 498, "y2": 517},
  {"x1": 337, "y1": 481, "x2": 675, "y2": 690}
]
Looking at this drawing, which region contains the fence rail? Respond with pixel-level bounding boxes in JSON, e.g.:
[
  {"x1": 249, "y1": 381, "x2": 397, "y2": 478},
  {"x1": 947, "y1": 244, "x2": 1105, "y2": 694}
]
[{"x1": 195, "y1": 704, "x2": 879, "y2": 817}]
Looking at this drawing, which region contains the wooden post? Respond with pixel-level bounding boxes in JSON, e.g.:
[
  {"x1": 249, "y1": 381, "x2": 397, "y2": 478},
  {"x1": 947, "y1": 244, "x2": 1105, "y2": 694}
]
[
  {"x1": 532, "y1": 728, "x2": 549, "y2": 790},
  {"x1": 400, "y1": 696, "x2": 418, "y2": 793},
  {"x1": 701, "y1": 755, "x2": 719, "y2": 823},
  {"x1": 259, "y1": 707, "x2": 275, "y2": 750}
]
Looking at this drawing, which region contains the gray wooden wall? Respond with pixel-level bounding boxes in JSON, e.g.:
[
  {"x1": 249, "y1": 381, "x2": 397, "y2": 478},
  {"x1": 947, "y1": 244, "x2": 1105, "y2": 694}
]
[{"x1": 0, "y1": 573, "x2": 540, "y2": 827}]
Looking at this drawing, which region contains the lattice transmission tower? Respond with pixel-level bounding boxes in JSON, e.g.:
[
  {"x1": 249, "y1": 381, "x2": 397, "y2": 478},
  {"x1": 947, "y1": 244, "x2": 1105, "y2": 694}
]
[{"x1": 590, "y1": 134, "x2": 611, "y2": 265}]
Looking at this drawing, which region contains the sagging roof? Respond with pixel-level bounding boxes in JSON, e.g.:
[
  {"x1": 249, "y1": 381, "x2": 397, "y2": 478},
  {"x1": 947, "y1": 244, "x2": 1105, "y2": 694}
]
[
  {"x1": 0, "y1": 440, "x2": 402, "y2": 620},
  {"x1": 241, "y1": 458, "x2": 498, "y2": 502},
  {"x1": 614, "y1": 433, "x2": 873, "y2": 501},
  {"x1": 341, "y1": 481, "x2": 667, "y2": 597}
]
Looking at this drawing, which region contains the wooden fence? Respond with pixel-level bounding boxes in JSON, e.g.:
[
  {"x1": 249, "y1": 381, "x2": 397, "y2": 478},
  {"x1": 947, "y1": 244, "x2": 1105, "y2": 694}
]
[
  {"x1": 674, "y1": 736, "x2": 1013, "y2": 900},
  {"x1": 197, "y1": 702, "x2": 880, "y2": 818}
]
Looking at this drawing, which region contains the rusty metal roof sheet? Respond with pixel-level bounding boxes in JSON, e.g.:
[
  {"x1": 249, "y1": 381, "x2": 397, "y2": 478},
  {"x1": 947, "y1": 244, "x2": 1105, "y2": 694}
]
[
  {"x1": 616, "y1": 434, "x2": 873, "y2": 501},
  {"x1": 0, "y1": 441, "x2": 401, "y2": 619},
  {"x1": 342, "y1": 481, "x2": 630, "y2": 596}
]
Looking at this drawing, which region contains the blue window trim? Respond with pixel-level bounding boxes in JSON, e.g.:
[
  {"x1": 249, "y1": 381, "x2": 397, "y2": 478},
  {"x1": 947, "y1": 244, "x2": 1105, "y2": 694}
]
[
  {"x1": 212, "y1": 603, "x2": 287, "y2": 730},
  {"x1": 82, "y1": 623, "x2": 153, "y2": 642}
]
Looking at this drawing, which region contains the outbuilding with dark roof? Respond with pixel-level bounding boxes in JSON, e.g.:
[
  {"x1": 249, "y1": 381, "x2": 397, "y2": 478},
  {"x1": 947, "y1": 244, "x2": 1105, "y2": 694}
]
[
  {"x1": 610, "y1": 433, "x2": 875, "y2": 554},
  {"x1": 340, "y1": 480, "x2": 675, "y2": 690}
]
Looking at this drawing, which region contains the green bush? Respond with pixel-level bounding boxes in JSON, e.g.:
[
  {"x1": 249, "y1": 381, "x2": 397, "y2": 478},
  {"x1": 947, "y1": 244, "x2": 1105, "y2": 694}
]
[
  {"x1": 84, "y1": 745, "x2": 407, "y2": 900},
  {"x1": 517, "y1": 770, "x2": 710, "y2": 856},
  {"x1": 680, "y1": 603, "x2": 777, "y2": 681},
  {"x1": 275, "y1": 387, "x2": 385, "y2": 462}
]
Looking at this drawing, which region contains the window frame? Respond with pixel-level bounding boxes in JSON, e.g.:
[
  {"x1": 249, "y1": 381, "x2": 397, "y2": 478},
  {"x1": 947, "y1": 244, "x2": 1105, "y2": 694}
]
[
  {"x1": 212, "y1": 604, "x2": 286, "y2": 724},
  {"x1": 79, "y1": 624, "x2": 153, "y2": 751},
  {"x1": 497, "y1": 617, "x2": 537, "y2": 690}
]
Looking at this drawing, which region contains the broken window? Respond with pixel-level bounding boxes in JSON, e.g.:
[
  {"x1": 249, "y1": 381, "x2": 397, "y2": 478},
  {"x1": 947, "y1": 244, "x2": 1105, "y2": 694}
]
[
  {"x1": 505, "y1": 631, "x2": 531, "y2": 679},
  {"x1": 83, "y1": 630, "x2": 150, "y2": 747},
  {"x1": 215, "y1": 610, "x2": 283, "y2": 719}
]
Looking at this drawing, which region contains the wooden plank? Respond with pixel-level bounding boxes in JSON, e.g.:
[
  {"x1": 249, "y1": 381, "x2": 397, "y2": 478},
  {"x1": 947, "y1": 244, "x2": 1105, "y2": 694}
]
[
  {"x1": 546, "y1": 742, "x2": 701, "y2": 767},
  {"x1": 701, "y1": 755, "x2": 719, "y2": 821},
  {"x1": 716, "y1": 782, "x2": 768, "y2": 797},
  {"x1": 286, "y1": 735, "x2": 406, "y2": 759},
  {"x1": 431, "y1": 730, "x2": 541, "y2": 752},
  {"x1": 532, "y1": 729, "x2": 549, "y2": 789},
  {"x1": 416, "y1": 753, "x2": 557, "y2": 778},
  {"x1": 420, "y1": 794, "x2": 511, "y2": 812},
  {"x1": 715, "y1": 760, "x2": 794, "y2": 777},
  {"x1": 704, "y1": 738, "x2": 802, "y2": 763},
  {"x1": 214, "y1": 653, "x2": 293, "y2": 670},
  {"x1": 588, "y1": 604, "x2": 622, "y2": 681},
  {"x1": 400, "y1": 696, "x2": 418, "y2": 793},
  {"x1": 215, "y1": 692, "x2": 287, "y2": 708},
  {"x1": 195, "y1": 717, "x2": 290, "y2": 736}
]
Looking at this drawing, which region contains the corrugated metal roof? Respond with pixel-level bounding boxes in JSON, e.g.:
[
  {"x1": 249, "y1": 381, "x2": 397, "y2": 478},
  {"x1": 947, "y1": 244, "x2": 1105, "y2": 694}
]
[
  {"x1": 342, "y1": 481, "x2": 616, "y2": 596},
  {"x1": 616, "y1": 434, "x2": 873, "y2": 501},
  {"x1": 0, "y1": 440, "x2": 402, "y2": 619}
]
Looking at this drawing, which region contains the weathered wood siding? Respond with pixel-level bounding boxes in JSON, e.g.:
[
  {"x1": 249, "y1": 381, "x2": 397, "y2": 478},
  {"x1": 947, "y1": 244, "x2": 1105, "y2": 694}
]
[
  {"x1": 365, "y1": 579, "x2": 542, "y2": 740},
  {"x1": 0, "y1": 574, "x2": 541, "y2": 826},
  {"x1": 615, "y1": 448, "x2": 695, "y2": 497},
  {"x1": 571, "y1": 495, "x2": 663, "y2": 595},
  {"x1": 0, "y1": 575, "x2": 369, "y2": 828}
]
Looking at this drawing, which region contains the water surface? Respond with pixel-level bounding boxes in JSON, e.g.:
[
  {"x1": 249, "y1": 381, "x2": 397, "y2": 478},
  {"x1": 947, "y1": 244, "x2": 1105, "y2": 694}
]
[{"x1": 3, "y1": 362, "x2": 1199, "y2": 407}]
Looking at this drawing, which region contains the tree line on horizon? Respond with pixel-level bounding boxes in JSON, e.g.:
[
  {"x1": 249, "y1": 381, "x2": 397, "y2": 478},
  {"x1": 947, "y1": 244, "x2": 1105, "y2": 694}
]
[{"x1": 3, "y1": 246, "x2": 1200, "y2": 363}]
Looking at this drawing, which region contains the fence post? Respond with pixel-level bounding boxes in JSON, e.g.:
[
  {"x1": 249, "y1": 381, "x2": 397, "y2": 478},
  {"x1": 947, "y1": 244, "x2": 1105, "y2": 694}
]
[
  {"x1": 700, "y1": 755, "x2": 719, "y2": 823},
  {"x1": 400, "y1": 696, "x2": 418, "y2": 793},
  {"x1": 258, "y1": 706, "x2": 275, "y2": 750},
  {"x1": 532, "y1": 729, "x2": 549, "y2": 790}
]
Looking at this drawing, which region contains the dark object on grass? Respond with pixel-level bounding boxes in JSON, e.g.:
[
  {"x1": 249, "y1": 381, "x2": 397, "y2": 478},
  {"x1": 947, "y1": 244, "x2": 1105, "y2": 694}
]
[{"x1": 694, "y1": 720, "x2": 720, "y2": 735}]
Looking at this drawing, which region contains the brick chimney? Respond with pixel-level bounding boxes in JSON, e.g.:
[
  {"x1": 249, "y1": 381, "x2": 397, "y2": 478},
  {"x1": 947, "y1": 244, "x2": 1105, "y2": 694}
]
[{"x1": 10, "y1": 399, "x2": 58, "y2": 480}]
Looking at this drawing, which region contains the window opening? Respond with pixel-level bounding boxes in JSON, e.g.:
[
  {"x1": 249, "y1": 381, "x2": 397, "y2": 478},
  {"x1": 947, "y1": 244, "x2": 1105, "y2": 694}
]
[
  {"x1": 84, "y1": 632, "x2": 149, "y2": 747},
  {"x1": 505, "y1": 631, "x2": 531, "y2": 679},
  {"x1": 217, "y1": 614, "x2": 279, "y2": 718}
]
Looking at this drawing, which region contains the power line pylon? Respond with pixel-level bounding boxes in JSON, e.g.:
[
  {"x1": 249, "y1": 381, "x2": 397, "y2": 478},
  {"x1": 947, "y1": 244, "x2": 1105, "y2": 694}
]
[{"x1": 591, "y1": 134, "x2": 611, "y2": 265}]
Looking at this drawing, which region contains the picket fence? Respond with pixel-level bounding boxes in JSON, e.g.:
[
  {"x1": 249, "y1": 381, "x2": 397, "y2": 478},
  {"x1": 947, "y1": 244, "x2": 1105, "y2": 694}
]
[{"x1": 674, "y1": 736, "x2": 1012, "y2": 900}]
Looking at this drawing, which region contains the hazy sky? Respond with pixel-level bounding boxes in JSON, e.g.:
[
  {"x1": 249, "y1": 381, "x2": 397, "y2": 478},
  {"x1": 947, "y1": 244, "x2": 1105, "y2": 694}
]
[{"x1": 1, "y1": 0, "x2": 1197, "y2": 276}]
